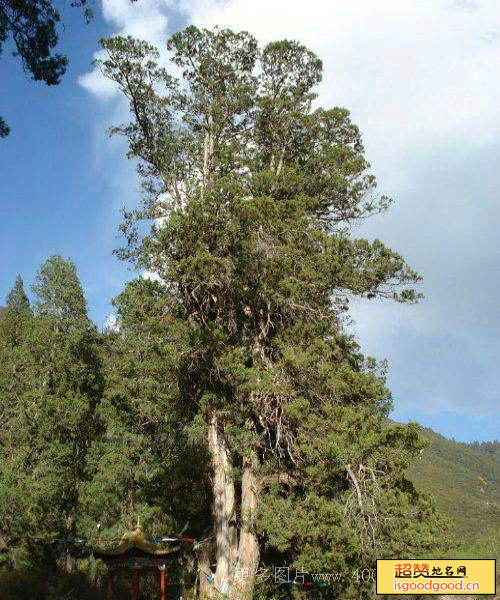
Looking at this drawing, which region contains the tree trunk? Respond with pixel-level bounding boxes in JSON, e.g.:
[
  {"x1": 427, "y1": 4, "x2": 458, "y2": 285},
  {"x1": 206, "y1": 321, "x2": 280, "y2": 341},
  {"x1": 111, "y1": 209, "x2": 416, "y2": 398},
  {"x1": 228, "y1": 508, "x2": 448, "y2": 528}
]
[
  {"x1": 232, "y1": 453, "x2": 260, "y2": 600},
  {"x1": 65, "y1": 512, "x2": 74, "y2": 574},
  {"x1": 208, "y1": 414, "x2": 238, "y2": 595}
]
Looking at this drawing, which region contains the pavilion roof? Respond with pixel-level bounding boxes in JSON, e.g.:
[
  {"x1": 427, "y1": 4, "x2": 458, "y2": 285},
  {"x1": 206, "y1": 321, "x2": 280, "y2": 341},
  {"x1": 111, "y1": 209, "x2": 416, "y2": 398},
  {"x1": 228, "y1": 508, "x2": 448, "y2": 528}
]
[{"x1": 93, "y1": 522, "x2": 181, "y2": 559}]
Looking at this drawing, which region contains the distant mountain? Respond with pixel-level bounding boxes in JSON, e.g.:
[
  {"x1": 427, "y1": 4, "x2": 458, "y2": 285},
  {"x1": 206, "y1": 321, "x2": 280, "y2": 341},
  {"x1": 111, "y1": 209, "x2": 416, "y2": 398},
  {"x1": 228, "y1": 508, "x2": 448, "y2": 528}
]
[{"x1": 408, "y1": 427, "x2": 500, "y2": 540}]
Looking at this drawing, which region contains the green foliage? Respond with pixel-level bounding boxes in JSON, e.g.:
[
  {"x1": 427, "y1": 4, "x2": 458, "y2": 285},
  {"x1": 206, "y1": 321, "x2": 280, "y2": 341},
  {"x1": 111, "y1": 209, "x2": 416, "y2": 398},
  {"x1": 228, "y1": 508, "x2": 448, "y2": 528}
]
[
  {"x1": 446, "y1": 530, "x2": 500, "y2": 560},
  {"x1": 0, "y1": 116, "x2": 9, "y2": 138},
  {"x1": 444, "y1": 533, "x2": 500, "y2": 600},
  {"x1": 0, "y1": 262, "x2": 210, "y2": 590},
  {"x1": 469, "y1": 439, "x2": 500, "y2": 462},
  {"x1": 0, "y1": 569, "x2": 106, "y2": 600},
  {"x1": 1, "y1": 25, "x2": 476, "y2": 600},
  {"x1": 6, "y1": 274, "x2": 30, "y2": 314},
  {"x1": 0, "y1": 256, "x2": 103, "y2": 570},
  {"x1": 0, "y1": 568, "x2": 192, "y2": 600},
  {"x1": 409, "y1": 427, "x2": 500, "y2": 542},
  {"x1": 0, "y1": 0, "x2": 67, "y2": 84},
  {"x1": 95, "y1": 26, "x2": 442, "y2": 599},
  {"x1": 78, "y1": 277, "x2": 212, "y2": 544},
  {"x1": 31, "y1": 254, "x2": 88, "y2": 322},
  {"x1": 0, "y1": 0, "x2": 97, "y2": 137}
]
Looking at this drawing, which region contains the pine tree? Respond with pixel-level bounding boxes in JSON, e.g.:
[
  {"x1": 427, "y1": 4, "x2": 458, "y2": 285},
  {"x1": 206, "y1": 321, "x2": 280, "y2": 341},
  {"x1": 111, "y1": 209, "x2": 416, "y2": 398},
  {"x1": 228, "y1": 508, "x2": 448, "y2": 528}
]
[
  {"x1": 79, "y1": 277, "x2": 212, "y2": 552},
  {"x1": 0, "y1": 256, "x2": 103, "y2": 572},
  {"x1": 6, "y1": 275, "x2": 30, "y2": 314},
  {"x1": 31, "y1": 254, "x2": 88, "y2": 323},
  {"x1": 97, "y1": 28, "x2": 445, "y2": 599}
]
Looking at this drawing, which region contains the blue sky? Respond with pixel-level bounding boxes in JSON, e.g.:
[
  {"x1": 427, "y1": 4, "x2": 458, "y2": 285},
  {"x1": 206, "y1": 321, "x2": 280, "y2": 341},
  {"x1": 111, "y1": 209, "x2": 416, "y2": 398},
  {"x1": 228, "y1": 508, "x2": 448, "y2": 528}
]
[
  {"x1": 1, "y1": 0, "x2": 499, "y2": 442},
  {"x1": 0, "y1": 5, "x2": 139, "y2": 326}
]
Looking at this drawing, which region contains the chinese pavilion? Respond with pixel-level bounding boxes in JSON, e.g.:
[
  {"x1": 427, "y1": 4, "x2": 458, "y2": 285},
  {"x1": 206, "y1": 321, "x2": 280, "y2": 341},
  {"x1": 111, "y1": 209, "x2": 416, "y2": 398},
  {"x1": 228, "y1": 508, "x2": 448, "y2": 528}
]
[{"x1": 93, "y1": 521, "x2": 181, "y2": 600}]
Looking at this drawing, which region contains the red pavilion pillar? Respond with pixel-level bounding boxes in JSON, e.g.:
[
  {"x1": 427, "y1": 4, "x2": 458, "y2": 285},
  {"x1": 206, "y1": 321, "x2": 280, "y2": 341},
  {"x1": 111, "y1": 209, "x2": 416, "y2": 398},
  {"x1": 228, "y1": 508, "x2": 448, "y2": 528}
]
[
  {"x1": 133, "y1": 569, "x2": 140, "y2": 600},
  {"x1": 160, "y1": 568, "x2": 166, "y2": 600},
  {"x1": 107, "y1": 571, "x2": 113, "y2": 600}
]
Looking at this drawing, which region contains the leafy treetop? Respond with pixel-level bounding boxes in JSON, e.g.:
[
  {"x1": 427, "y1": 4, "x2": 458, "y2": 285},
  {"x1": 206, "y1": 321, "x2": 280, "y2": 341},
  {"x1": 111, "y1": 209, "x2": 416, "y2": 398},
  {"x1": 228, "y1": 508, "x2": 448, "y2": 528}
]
[{"x1": 6, "y1": 274, "x2": 30, "y2": 313}]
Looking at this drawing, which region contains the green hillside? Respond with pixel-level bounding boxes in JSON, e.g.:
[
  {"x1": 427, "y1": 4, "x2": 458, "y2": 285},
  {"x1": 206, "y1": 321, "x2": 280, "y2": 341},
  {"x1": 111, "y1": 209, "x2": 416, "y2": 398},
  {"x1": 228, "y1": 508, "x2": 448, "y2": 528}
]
[
  {"x1": 470, "y1": 439, "x2": 500, "y2": 463},
  {"x1": 408, "y1": 427, "x2": 500, "y2": 541}
]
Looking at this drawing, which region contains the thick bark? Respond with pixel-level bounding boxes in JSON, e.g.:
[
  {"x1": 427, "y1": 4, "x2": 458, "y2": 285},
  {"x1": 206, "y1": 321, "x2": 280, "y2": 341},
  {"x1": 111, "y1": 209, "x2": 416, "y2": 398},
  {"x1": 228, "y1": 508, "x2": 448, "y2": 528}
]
[
  {"x1": 232, "y1": 453, "x2": 260, "y2": 600},
  {"x1": 208, "y1": 413, "x2": 261, "y2": 599},
  {"x1": 208, "y1": 414, "x2": 238, "y2": 595}
]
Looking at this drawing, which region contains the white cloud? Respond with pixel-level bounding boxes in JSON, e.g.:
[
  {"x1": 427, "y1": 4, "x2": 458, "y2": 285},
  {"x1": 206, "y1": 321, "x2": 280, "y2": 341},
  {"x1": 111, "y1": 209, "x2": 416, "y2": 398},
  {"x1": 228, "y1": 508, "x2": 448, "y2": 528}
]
[
  {"x1": 79, "y1": 0, "x2": 500, "y2": 427},
  {"x1": 180, "y1": 0, "x2": 499, "y2": 143},
  {"x1": 79, "y1": 0, "x2": 174, "y2": 98},
  {"x1": 104, "y1": 312, "x2": 120, "y2": 332},
  {"x1": 82, "y1": 0, "x2": 500, "y2": 147},
  {"x1": 177, "y1": 0, "x2": 500, "y2": 419}
]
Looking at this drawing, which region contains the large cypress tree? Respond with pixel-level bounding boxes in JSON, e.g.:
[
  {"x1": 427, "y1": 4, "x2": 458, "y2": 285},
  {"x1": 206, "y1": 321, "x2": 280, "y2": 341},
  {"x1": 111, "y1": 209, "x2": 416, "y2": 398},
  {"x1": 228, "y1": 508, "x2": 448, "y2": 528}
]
[{"x1": 97, "y1": 28, "x2": 445, "y2": 599}]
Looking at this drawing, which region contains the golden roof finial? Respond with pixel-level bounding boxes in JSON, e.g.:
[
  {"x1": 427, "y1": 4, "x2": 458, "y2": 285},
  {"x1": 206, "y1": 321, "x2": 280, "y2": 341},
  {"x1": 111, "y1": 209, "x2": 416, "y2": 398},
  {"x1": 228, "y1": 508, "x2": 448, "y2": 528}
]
[{"x1": 136, "y1": 517, "x2": 142, "y2": 531}]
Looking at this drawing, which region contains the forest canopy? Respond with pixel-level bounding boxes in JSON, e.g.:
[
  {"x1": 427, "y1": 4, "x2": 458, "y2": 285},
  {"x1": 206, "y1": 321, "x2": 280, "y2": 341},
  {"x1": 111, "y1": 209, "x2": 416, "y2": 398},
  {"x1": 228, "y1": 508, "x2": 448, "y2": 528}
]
[{"x1": 0, "y1": 26, "x2": 447, "y2": 600}]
